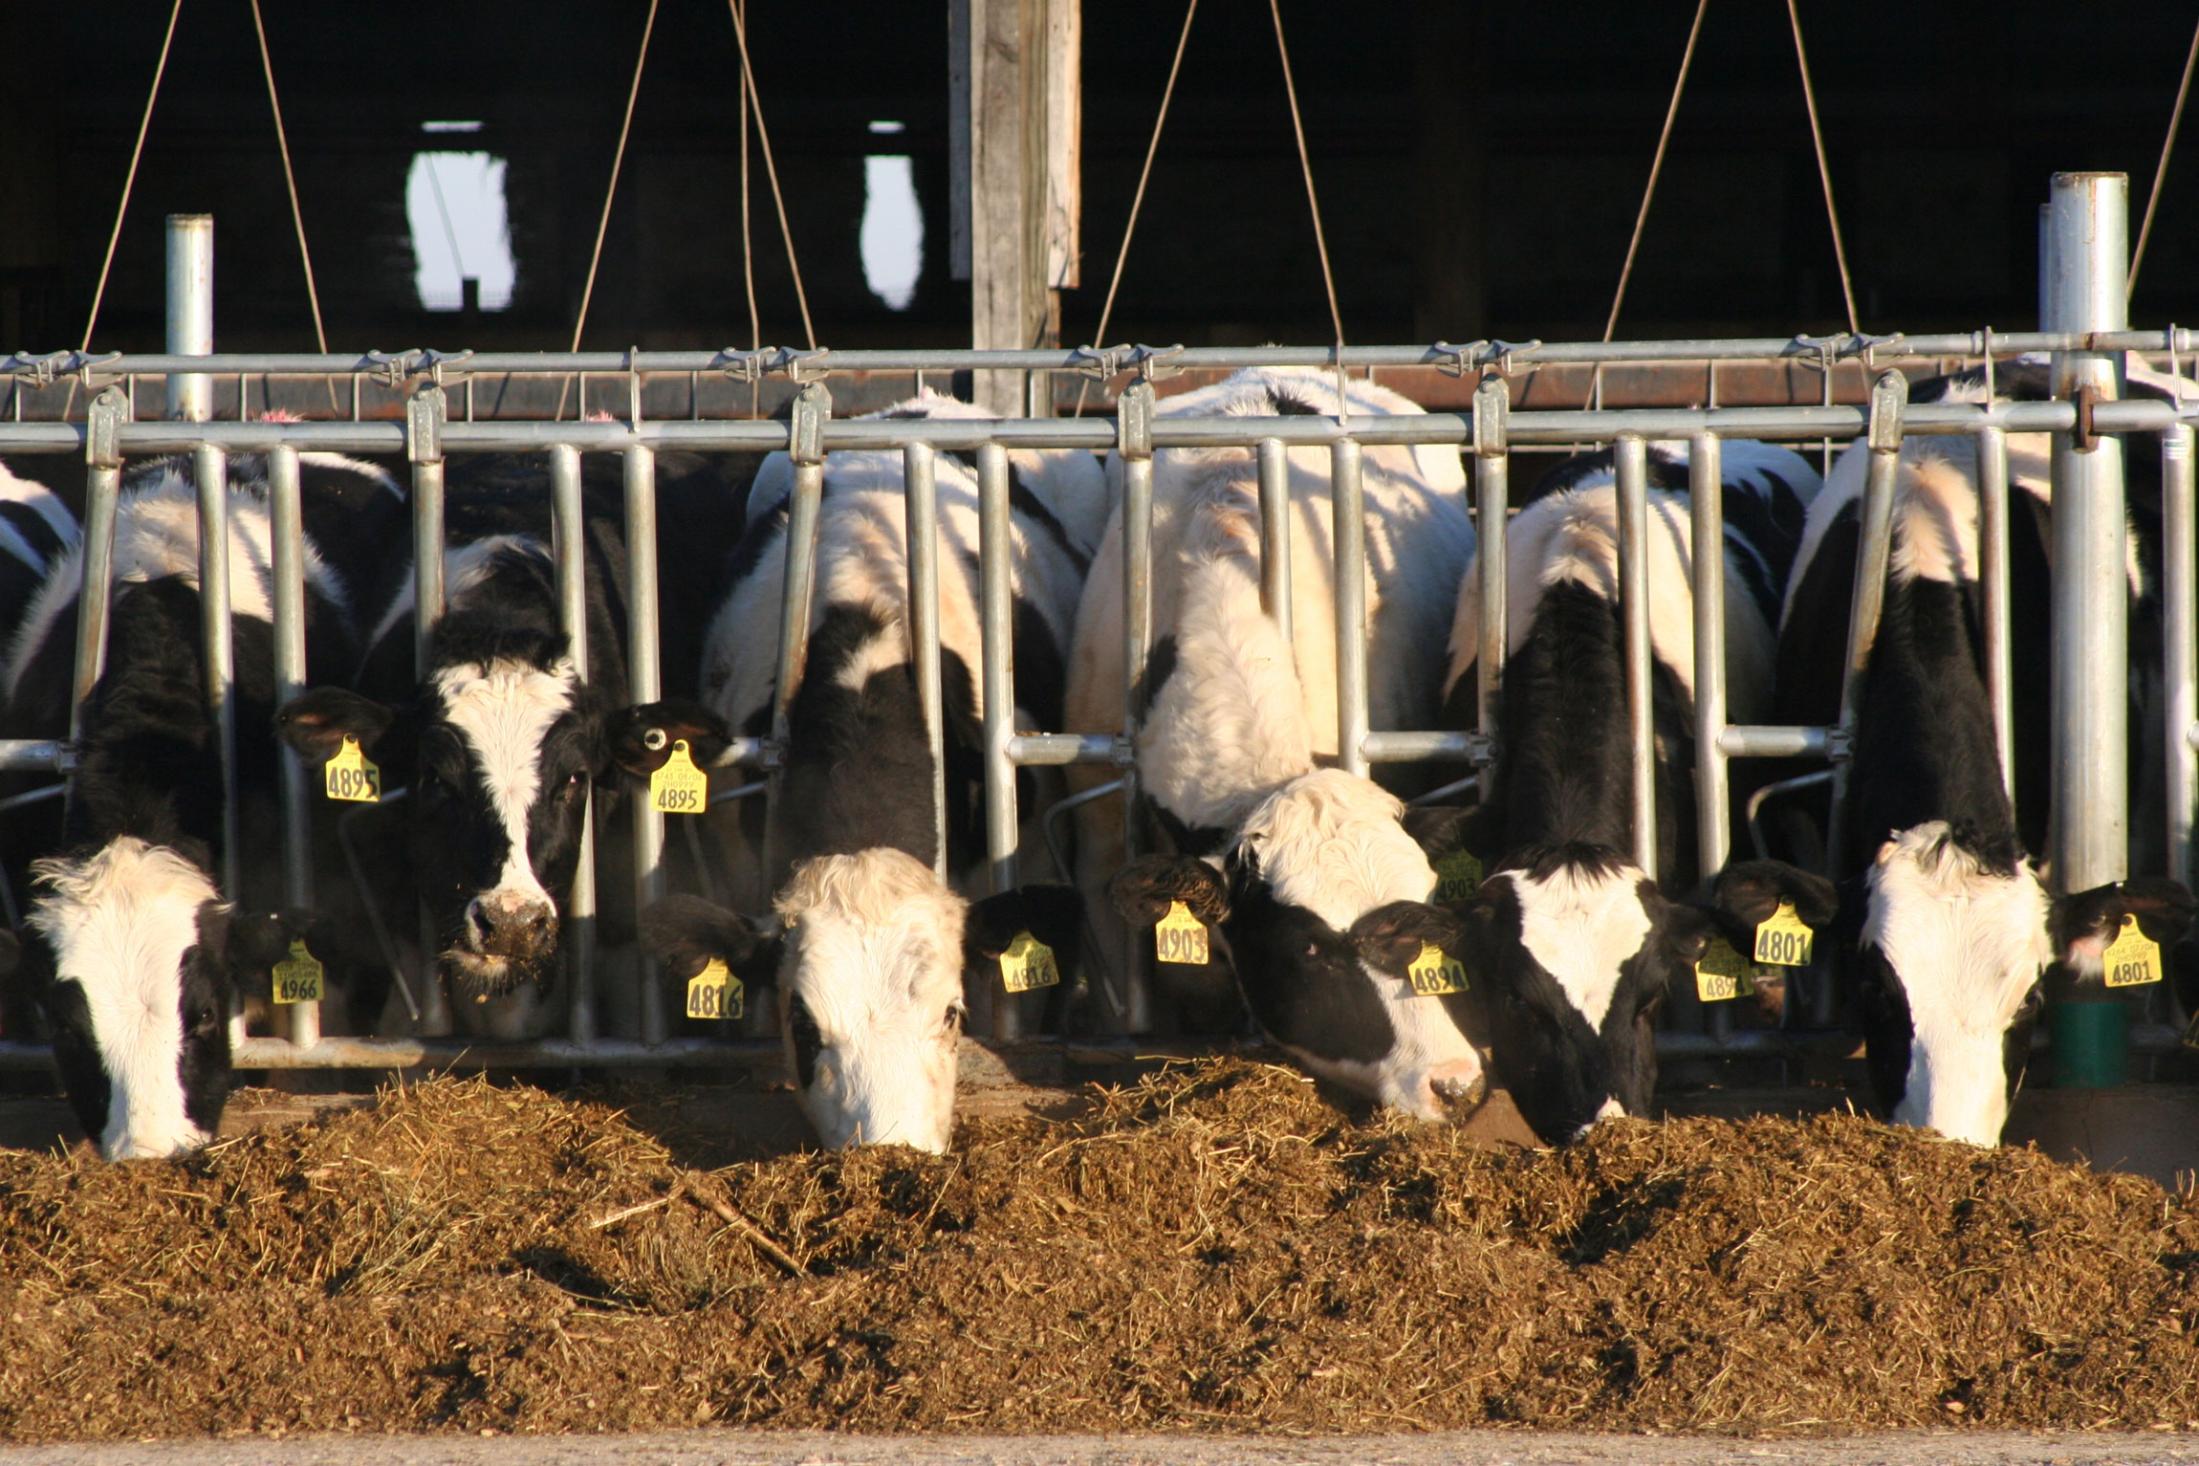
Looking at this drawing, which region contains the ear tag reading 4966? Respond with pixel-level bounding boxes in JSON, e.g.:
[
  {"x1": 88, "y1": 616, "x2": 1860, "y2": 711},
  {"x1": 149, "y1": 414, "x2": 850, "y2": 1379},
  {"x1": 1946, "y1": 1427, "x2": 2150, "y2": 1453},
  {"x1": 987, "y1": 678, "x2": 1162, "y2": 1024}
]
[
  {"x1": 1154, "y1": 901, "x2": 1209, "y2": 965},
  {"x1": 1406, "y1": 942, "x2": 1468, "y2": 996},
  {"x1": 2102, "y1": 913, "x2": 2163, "y2": 988},
  {"x1": 1694, "y1": 935, "x2": 1760, "y2": 1003},
  {"x1": 1752, "y1": 900, "x2": 1813, "y2": 967},
  {"x1": 685, "y1": 957, "x2": 743, "y2": 1021},
  {"x1": 272, "y1": 940, "x2": 324, "y2": 1005},
  {"x1": 323, "y1": 736, "x2": 380, "y2": 804},
  {"x1": 999, "y1": 931, "x2": 1060, "y2": 993},
  {"x1": 1433, "y1": 849, "x2": 1483, "y2": 904},
  {"x1": 651, "y1": 739, "x2": 709, "y2": 816}
]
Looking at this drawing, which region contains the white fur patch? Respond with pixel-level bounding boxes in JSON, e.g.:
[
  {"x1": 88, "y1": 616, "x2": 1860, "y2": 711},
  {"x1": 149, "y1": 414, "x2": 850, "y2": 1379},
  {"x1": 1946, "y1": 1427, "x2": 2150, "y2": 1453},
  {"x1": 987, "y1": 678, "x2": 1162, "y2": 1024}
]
[
  {"x1": 27, "y1": 838, "x2": 221, "y2": 1161},
  {"x1": 774, "y1": 848, "x2": 967, "y2": 1153},
  {"x1": 1501, "y1": 858, "x2": 1656, "y2": 1031},
  {"x1": 0, "y1": 461, "x2": 80, "y2": 572},
  {"x1": 433, "y1": 657, "x2": 579, "y2": 907},
  {"x1": 1863, "y1": 821, "x2": 2053, "y2": 1148}
]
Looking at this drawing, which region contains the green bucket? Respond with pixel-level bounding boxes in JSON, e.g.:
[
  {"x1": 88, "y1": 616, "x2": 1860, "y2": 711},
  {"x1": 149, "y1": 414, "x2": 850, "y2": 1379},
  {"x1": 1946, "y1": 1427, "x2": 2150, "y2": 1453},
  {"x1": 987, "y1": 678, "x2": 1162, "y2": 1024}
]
[{"x1": 2049, "y1": 998, "x2": 2129, "y2": 1089}]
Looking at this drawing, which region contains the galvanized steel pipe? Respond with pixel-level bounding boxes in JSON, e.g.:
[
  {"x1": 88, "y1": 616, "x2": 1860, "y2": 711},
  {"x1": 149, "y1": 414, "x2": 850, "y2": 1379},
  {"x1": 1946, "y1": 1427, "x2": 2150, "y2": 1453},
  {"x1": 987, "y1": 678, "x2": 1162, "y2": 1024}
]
[
  {"x1": 1825, "y1": 371, "x2": 1908, "y2": 879},
  {"x1": 163, "y1": 215, "x2": 213, "y2": 423},
  {"x1": 267, "y1": 444, "x2": 319, "y2": 1048},
  {"x1": 904, "y1": 443, "x2": 950, "y2": 881},
  {"x1": 1257, "y1": 438, "x2": 1293, "y2": 649},
  {"x1": 1332, "y1": 439, "x2": 1371, "y2": 779},
  {"x1": 624, "y1": 444, "x2": 668, "y2": 1046},
  {"x1": 549, "y1": 444, "x2": 598, "y2": 1045},
  {"x1": 1977, "y1": 424, "x2": 2017, "y2": 800},
  {"x1": 1613, "y1": 436, "x2": 1656, "y2": 876},
  {"x1": 976, "y1": 444, "x2": 1022, "y2": 1040},
  {"x1": 2165, "y1": 425, "x2": 2196, "y2": 889}
]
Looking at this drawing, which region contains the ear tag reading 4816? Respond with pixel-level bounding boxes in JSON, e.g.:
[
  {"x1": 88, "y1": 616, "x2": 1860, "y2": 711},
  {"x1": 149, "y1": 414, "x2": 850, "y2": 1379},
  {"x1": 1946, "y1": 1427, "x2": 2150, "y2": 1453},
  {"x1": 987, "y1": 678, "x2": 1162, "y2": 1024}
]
[
  {"x1": 272, "y1": 940, "x2": 324, "y2": 1005},
  {"x1": 2102, "y1": 913, "x2": 2163, "y2": 988},
  {"x1": 1694, "y1": 935, "x2": 1760, "y2": 1003},
  {"x1": 1154, "y1": 901, "x2": 1209, "y2": 965},
  {"x1": 323, "y1": 736, "x2": 380, "y2": 804},
  {"x1": 651, "y1": 739, "x2": 709, "y2": 816},
  {"x1": 1752, "y1": 900, "x2": 1813, "y2": 967},
  {"x1": 685, "y1": 957, "x2": 743, "y2": 1021},
  {"x1": 1406, "y1": 942, "x2": 1468, "y2": 996},
  {"x1": 999, "y1": 931, "x2": 1060, "y2": 993}
]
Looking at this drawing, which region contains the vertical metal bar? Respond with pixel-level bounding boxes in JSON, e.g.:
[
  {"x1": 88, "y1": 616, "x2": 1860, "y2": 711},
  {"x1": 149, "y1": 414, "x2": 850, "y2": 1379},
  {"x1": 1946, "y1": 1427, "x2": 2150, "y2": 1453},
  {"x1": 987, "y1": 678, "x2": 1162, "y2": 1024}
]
[
  {"x1": 549, "y1": 445, "x2": 596, "y2": 1045},
  {"x1": 69, "y1": 391, "x2": 128, "y2": 755},
  {"x1": 267, "y1": 444, "x2": 318, "y2": 1048},
  {"x1": 1977, "y1": 424, "x2": 2017, "y2": 801},
  {"x1": 407, "y1": 387, "x2": 447, "y2": 672},
  {"x1": 904, "y1": 442, "x2": 949, "y2": 881},
  {"x1": 1613, "y1": 435, "x2": 1656, "y2": 877},
  {"x1": 624, "y1": 444, "x2": 667, "y2": 1046},
  {"x1": 164, "y1": 215, "x2": 213, "y2": 423},
  {"x1": 1689, "y1": 433, "x2": 1728, "y2": 878},
  {"x1": 1825, "y1": 370, "x2": 1908, "y2": 881},
  {"x1": 1257, "y1": 437, "x2": 1293, "y2": 648},
  {"x1": 977, "y1": 443, "x2": 1023, "y2": 1041},
  {"x1": 193, "y1": 443, "x2": 238, "y2": 903},
  {"x1": 1472, "y1": 379, "x2": 1510, "y2": 746},
  {"x1": 2164, "y1": 425, "x2": 2196, "y2": 891},
  {"x1": 1117, "y1": 382, "x2": 1156, "y2": 1035},
  {"x1": 767, "y1": 384, "x2": 833, "y2": 888},
  {"x1": 2045, "y1": 171, "x2": 2130, "y2": 895},
  {"x1": 1332, "y1": 438, "x2": 1371, "y2": 779}
]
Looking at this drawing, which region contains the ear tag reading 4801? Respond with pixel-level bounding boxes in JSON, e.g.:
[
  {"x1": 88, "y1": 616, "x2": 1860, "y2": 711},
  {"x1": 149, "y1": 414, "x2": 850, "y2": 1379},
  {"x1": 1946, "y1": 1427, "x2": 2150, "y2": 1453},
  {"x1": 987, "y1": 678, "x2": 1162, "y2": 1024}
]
[
  {"x1": 2102, "y1": 913, "x2": 2163, "y2": 988},
  {"x1": 651, "y1": 739, "x2": 709, "y2": 816},
  {"x1": 1694, "y1": 935, "x2": 1760, "y2": 1003},
  {"x1": 1752, "y1": 900, "x2": 1813, "y2": 967},
  {"x1": 323, "y1": 736, "x2": 380, "y2": 804},
  {"x1": 1154, "y1": 901, "x2": 1209, "y2": 965},
  {"x1": 272, "y1": 940, "x2": 324, "y2": 1005},
  {"x1": 685, "y1": 957, "x2": 743, "y2": 1021},
  {"x1": 999, "y1": 931, "x2": 1060, "y2": 993},
  {"x1": 1406, "y1": 942, "x2": 1468, "y2": 996}
]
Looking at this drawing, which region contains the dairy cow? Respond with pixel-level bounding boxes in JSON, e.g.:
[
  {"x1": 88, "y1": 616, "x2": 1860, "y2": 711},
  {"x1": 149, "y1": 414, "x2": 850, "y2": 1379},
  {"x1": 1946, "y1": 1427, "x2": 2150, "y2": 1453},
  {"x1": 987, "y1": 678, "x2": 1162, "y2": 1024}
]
[
  {"x1": 1435, "y1": 441, "x2": 1837, "y2": 1145},
  {"x1": 1073, "y1": 368, "x2": 1486, "y2": 1120},
  {"x1": 1770, "y1": 360, "x2": 2195, "y2": 1145},
  {"x1": 633, "y1": 391, "x2": 1103, "y2": 1153}
]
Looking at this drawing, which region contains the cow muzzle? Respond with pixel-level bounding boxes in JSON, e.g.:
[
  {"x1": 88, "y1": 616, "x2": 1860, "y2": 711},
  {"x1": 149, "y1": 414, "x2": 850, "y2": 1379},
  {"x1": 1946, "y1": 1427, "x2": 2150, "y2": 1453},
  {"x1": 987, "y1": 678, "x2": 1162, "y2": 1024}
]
[
  {"x1": 461, "y1": 890, "x2": 559, "y2": 965},
  {"x1": 1426, "y1": 1057, "x2": 1489, "y2": 1117}
]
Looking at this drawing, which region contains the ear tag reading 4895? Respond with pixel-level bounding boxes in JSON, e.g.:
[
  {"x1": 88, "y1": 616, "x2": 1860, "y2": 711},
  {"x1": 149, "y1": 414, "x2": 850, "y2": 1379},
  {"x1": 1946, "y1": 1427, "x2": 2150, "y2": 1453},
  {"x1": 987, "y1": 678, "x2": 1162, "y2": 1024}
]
[
  {"x1": 2102, "y1": 913, "x2": 2163, "y2": 988},
  {"x1": 999, "y1": 931, "x2": 1060, "y2": 993},
  {"x1": 1694, "y1": 935, "x2": 1760, "y2": 1003},
  {"x1": 1752, "y1": 900, "x2": 1813, "y2": 967},
  {"x1": 1154, "y1": 901, "x2": 1209, "y2": 965},
  {"x1": 323, "y1": 736, "x2": 380, "y2": 804},
  {"x1": 685, "y1": 957, "x2": 743, "y2": 1021},
  {"x1": 1406, "y1": 942, "x2": 1468, "y2": 996},
  {"x1": 272, "y1": 940, "x2": 324, "y2": 1005},
  {"x1": 651, "y1": 739, "x2": 709, "y2": 816}
]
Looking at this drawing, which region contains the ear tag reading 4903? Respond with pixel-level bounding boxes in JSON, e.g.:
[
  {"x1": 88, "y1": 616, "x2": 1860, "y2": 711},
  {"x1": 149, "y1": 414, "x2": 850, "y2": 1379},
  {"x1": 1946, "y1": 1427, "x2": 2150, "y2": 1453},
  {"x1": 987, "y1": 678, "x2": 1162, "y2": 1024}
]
[
  {"x1": 272, "y1": 940, "x2": 324, "y2": 1005},
  {"x1": 2102, "y1": 913, "x2": 2163, "y2": 988},
  {"x1": 323, "y1": 736, "x2": 380, "y2": 804},
  {"x1": 1154, "y1": 901, "x2": 1209, "y2": 965},
  {"x1": 1406, "y1": 942, "x2": 1468, "y2": 996},
  {"x1": 1752, "y1": 900, "x2": 1813, "y2": 967},
  {"x1": 999, "y1": 931, "x2": 1060, "y2": 993},
  {"x1": 1433, "y1": 849, "x2": 1483, "y2": 904},
  {"x1": 1694, "y1": 935, "x2": 1760, "y2": 1003},
  {"x1": 651, "y1": 739, "x2": 709, "y2": 816},
  {"x1": 685, "y1": 957, "x2": 743, "y2": 1021}
]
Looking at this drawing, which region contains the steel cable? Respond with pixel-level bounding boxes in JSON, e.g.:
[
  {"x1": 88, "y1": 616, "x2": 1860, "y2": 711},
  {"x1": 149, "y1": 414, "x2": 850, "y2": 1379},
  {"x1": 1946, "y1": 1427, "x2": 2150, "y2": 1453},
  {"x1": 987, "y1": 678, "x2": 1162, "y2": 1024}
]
[
  {"x1": 80, "y1": 0, "x2": 185, "y2": 355},
  {"x1": 2130, "y1": 13, "x2": 2199, "y2": 302},
  {"x1": 728, "y1": 0, "x2": 816, "y2": 350},
  {"x1": 1270, "y1": 0, "x2": 1345, "y2": 356},
  {"x1": 1787, "y1": 0, "x2": 1861, "y2": 335}
]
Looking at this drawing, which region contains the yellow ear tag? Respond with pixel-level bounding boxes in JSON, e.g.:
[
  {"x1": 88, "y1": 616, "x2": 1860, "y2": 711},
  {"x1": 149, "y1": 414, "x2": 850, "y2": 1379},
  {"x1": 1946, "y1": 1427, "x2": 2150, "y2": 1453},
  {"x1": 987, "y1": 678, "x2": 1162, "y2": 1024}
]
[
  {"x1": 650, "y1": 739, "x2": 709, "y2": 816},
  {"x1": 1694, "y1": 934, "x2": 1759, "y2": 1003},
  {"x1": 2102, "y1": 913, "x2": 2163, "y2": 988},
  {"x1": 999, "y1": 931, "x2": 1061, "y2": 993},
  {"x1": 685, "y1": 957, "x2": 743, "y2": 1021},
  {"x1": 1433, "y1": 849, "x2": 1483, "y2": 904},
  {"x1": 1406, "y1": 941, "x2": 1468, "y2": 996},
  {"x1": 323, "y1": 736, "x2": 380, "y2": 804},
  {"x1": 1154, "y1": 901, "x2": 1210, "y2": 965},
  {"x1": 1752, "y1": 900, "x2": 1814, "y2": 967},
  {"x1": 272, "y1": 940, "x2": 324, "y2": 1005}
]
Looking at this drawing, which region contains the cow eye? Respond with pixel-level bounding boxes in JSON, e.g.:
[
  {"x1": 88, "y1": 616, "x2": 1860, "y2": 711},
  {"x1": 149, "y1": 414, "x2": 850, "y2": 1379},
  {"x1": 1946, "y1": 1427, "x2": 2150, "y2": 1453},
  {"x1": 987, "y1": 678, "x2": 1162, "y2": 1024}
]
[
  {"x1": 1305, "y1": 941, "x2": 1320, "y2": 959},
  {"x1": 185, "y1": 1005, "x2": 220, "y2": 1036},
  {"x1": 562, "y1": 770, "x2": 589, "y2": 799},
  {"x1": 944, "y1": 1004, "x2": 965, "y2": 1034}
]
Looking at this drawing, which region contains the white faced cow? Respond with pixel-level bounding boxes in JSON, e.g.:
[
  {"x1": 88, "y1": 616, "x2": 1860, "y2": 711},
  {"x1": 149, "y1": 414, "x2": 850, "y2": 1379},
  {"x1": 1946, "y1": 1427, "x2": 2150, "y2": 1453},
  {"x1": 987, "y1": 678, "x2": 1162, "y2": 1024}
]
[
  {"x1": 1772, "y1": 360, "x2": 2195, "y2": 1146},
  {"x1": 1069, "y1": 367, "x2": 1485, "y2": 1120},
  {"x1": 1438, "y1": 440, "x2": 1837, "y2": 1146},
  {"x1": 631, "y1": 392, "x2": 1104, "y2": 1153}
]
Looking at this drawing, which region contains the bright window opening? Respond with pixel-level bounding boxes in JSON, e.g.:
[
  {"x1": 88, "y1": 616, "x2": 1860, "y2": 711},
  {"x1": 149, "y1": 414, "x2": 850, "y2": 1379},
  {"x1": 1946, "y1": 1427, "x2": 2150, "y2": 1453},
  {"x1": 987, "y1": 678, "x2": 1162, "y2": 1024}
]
[
  {"x1": 860, "y1": 122, "x2": 922, "y2": 312},
  {"x1": 406, "y1": 151, "x2": 516, "y2": 312}
]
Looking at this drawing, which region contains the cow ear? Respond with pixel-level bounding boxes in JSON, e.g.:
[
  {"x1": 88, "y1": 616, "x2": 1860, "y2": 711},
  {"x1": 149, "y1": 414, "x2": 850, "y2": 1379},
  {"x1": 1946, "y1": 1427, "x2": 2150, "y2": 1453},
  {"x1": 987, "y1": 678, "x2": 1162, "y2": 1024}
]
[
  {"x1": 1401, "y1": 803, "x2": 1496, "y2": 864},
  {"x1": 964, "y1": 884, "x2": 1083, "y2": 967},
  {"x1": 610, "y1": 698, "x2": 733, "y2": 778},
  {"x1": 1348, "y1": 900, "x2": 1468, "y2": 977},
  {"x1": 277, "y1": 688, "x2": 410, "y2": 769},
  {"x1": 2054, "y1": 877, "x2": 2197, "y2": 975},
  {"x1": 1108, "y1": 856, "x2": 1229, "y2": 928},
  {"x1": 1658, "y1": 899, "x2": 1718, "y2": 968},
  {"x1": 206, "y1": 905, "x2": 312, "y2": 972},
  {"x1": 641, "y1": 894, "x2": 779, "y2": 986},
  {"x1": 1705, "y1": 859, "x2": 1839, "y2": 929}
]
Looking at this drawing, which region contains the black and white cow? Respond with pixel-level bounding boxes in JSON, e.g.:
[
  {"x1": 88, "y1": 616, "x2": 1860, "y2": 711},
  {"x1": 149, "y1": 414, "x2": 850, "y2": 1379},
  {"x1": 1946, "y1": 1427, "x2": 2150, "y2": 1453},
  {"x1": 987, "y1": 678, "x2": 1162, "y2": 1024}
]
[
  {"x1": 0, "y1": 466, "x2": 350, "y2": 1157},
  {"x1": 1435, "y1": 440, "x2": 1837, "y2": 1146},
  {"x1": 1070, "y1": 368, "x2": 1487, "y2": 1119},
  {"x1": 273, "y1": 451, "x2": 753, "y2": 1038},
  {"x1": 632, "y1": 391, "x2": 1103, "y2": 1153},
  {"x1": 0, "y1": 459, "x2": 83, "y2": 636},
  {"x1": 1771, "y1": 360, "x2": 2196, "y2": 1146}
]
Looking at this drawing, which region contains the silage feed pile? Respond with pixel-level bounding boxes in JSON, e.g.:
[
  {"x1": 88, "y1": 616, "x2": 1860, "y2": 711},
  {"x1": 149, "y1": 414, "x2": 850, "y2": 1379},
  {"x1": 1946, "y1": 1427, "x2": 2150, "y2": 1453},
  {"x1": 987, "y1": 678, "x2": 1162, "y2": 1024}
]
[{"x1": 0, "y1": 1062, "x2": 2196, "y2": 1441}]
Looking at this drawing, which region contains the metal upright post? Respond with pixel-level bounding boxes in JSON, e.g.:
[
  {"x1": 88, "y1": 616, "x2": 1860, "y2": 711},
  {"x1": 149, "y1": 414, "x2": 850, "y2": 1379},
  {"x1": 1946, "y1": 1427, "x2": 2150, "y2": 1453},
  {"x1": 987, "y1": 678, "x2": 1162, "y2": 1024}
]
[
  {"x1": 2044, "y1": 171, "x2": 2130, "y2": 896},
  {"x1": 165, "y1": 215, "x2": 213, "y2": 423},
  {"x1": 550, "y1": 445, "x2": 596, "y2": 1045},
  {"x1": 407, "y1": 385, "x2": 453, "y2": 1037},
  {"x1": 268, "y1": 444, "x2": 319, "y2": 1049},
  {"x1": 2164, "y1": 424, "x2": 2196, "y2": 890},
  {"x1": 1977, "y1": 423, "x2": 2017, "y2": 800},
  {"x1": 1257, "y1": 438, "x2": 1293, "y2": 649},
  {"x1": 1332, "y1": 438, "x2": 1371, "y2": 780},
  {"x1": 1689, "y1": 432, "x2": 1728, "y2": 879},
  {"x1": 767, "y1": 383, "x2": 832, "y2": 886},
  {"x1": 1116, "y1": 381, "x2": 1156, "y2": 1035},
  {"x1": 624, "y1": 444, "x2": 667, "y2": 1046},
  {"x1": 1473, "y1": 378, "x2": 1509, "y2": 784},
  {"x1": 1613, "y1": 435, "x2": 1656, "y2": 877},
  {"x1": 193, "y1": 443, "x2": 238, "y2": 904},
  {"x1": 904, "y1": 442, "x2": 949, "y2": 881},
  {"x1": 1825, "y1": 370, "x2": 1908, "y2": 882},
  {"x1": 977, "y1": 443, "x2": 1024, "y2": 1040},
  {"x1": 69, "y1": 391, "x2": 128, "y2": 756}
]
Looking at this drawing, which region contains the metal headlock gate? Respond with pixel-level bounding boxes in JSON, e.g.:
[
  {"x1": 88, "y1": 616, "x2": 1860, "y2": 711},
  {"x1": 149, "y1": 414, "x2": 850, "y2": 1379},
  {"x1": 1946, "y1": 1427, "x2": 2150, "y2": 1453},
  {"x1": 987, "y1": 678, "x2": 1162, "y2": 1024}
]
[{"x1": 1, "y1": 173, "x2": 2196, "y2": 1075}]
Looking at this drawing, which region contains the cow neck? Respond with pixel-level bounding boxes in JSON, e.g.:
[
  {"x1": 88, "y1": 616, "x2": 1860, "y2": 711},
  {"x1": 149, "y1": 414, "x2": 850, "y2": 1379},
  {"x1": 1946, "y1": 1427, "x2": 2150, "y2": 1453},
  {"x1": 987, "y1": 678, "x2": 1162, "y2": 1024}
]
[
  {"x1": 1493, "y1": 580, "x2": 1637, "y2": 855},
  {"x1": 65, "y1": 580, "x2": 227, "y2": 854}
]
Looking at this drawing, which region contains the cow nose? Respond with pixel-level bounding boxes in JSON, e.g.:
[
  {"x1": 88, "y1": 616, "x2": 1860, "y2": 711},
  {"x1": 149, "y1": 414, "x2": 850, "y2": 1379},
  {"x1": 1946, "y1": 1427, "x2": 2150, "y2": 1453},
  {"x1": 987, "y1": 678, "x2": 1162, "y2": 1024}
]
[
  {"x1": 466, "y1": 892, "x2": 559, "y2": 959},
  {"x1": 1571, "y1": 1096, "x2": 1628, "y2": 1144},
  {"x1": 1427, "y1": 1058, "x2": 1488, "y2": 1116}
]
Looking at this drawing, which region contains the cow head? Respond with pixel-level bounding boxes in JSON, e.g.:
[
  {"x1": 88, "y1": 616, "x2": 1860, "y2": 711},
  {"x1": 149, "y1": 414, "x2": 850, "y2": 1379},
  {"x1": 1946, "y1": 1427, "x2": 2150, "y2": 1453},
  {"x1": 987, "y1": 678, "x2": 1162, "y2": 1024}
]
[
  {"x1": 277, "y1": 630, "x2": 615, "y2": 1000},
  {"x1": 3, "y1": 837, "x2": 307, "y2": 1159},
  {"x1": 1454, "y1": 845, "x2": 1835, "y2": 1147},
  {"x1": 1856, "y1": 821, "x2": 2195, "y2": 1147},
  {"x1": 1109, "y1": 769, "x2": 1489, "y2": 1121}
]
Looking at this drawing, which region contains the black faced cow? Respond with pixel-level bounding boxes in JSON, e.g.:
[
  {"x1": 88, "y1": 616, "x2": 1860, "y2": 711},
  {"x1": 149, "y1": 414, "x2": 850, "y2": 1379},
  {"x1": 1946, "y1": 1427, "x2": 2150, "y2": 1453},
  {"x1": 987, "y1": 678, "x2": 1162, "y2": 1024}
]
[
  {"x1": 1435, "y1": 440, "x2": 1837, "y2": 1146},
  {"x1": 633, "y1": 392, "x2": 1101, "y2": 1153},
  {"x1": 1771, "y1": 359, "x2": 2195, "y2": 1145}
]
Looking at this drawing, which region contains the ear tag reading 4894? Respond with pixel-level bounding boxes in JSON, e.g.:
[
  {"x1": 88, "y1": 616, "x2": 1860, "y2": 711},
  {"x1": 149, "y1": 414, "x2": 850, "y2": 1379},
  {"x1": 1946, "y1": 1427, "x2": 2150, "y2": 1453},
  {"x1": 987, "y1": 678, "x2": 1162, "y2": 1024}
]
[
  {"x1": 272, "y1": 940, "x2": 324, "y2": 1005},
  {"x1": 1752, "y1": 900, "x2": 1813, "y2": 967},
  {"x1": 1406, "y1": 942, "x2": 1468, "y2": 996},
  {"x1": 999, "y1": 931, "x2": 1060, "y2": 993},
  {"x1": 1694, "y1": 935, "x2": 1760, "y2": 1003},
  {"x1": 1154, "y1": 901, "x2": 1209, "y2": 965},
  {"x1": 685, "y1": 957, "x2": 743, "y2": 1021},
  {"x1": 323, "y1": 735, "x2": 380, "y2": 804},
  {"x1": 2102, "y1": 913, "x2": 2163, "y2": 988},
  {"x1": 651, "y1": 739, "x2": 709, "y2": 816}
]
